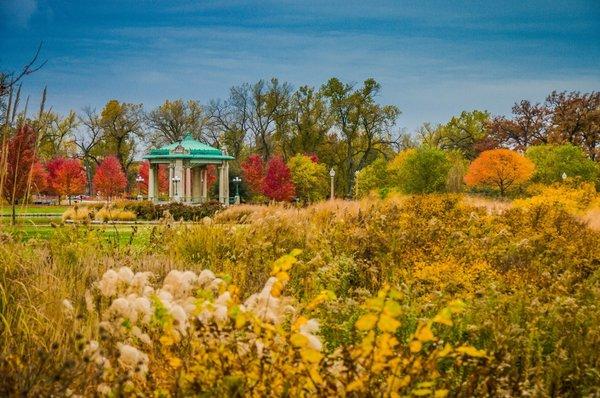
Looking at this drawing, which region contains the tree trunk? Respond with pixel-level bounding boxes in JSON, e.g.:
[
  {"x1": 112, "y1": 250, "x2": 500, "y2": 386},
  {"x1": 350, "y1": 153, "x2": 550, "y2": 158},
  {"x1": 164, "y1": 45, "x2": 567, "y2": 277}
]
[
  {"x1": 85, "y1": 162, "x2": 93, "y2": 195},
  {"x1": 11, "y1": 203, "x2": 16, "y2": 226}
]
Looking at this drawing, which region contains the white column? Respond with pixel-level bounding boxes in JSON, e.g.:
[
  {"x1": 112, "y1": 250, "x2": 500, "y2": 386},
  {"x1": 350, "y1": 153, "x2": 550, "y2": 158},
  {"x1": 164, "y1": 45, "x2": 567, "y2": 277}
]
[
  {"x1": 192, "y1": 167, "x2": 201, "y2": 202},
  {"x1": 224, "y1": 162, "x2": 230, "y2": 206},
  {"x1": 202, "y1": 167, "x2": 208, "y2": 203},
  {"x1": 168, "y1": 164, "x2": 174, "y2": 200},
  {"x1": 174, "y1": 159, "x2": 183, "y2": 202},
  {"x1": 185, "y1": 165, "x2": 192, "y2": 202},
  {"x1": 148, "y1": 163, "x2": 156, "y2": 202},
  {"x1": 218, "y1": 164, "x2": 224, "y2": 204}
]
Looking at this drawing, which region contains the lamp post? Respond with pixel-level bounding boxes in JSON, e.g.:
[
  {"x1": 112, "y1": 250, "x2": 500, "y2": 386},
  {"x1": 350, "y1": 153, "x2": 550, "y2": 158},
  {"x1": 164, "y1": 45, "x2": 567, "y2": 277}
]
[
  {"x1": 561, "y1": 172, "x2": 567, "y2": 181},
  {"x1": 233, "y1": 176, "x2": 242, "y2": 204},
  {"x1": 329, "y1": 167, "x2": 336, "y2": 200},
  {"x1": 172, "y1": 175, "x2": 181, "y2": 200},
  {"x1": 354, "y1": 169, "x2": 360, "y2": 198},
  {"x1": 135, "y1": 175, "x2": 144, "y2": 201}
]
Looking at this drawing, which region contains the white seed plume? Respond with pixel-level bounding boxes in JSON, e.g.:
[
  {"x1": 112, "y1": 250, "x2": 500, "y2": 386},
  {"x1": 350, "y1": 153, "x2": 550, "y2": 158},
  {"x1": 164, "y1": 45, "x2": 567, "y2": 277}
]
[
  {"x1": 299, "y1": 319, "x2": 323, "y2": 351},
  {"x1": 117, "y1": 343, "x2": 149, "y2": 376}
]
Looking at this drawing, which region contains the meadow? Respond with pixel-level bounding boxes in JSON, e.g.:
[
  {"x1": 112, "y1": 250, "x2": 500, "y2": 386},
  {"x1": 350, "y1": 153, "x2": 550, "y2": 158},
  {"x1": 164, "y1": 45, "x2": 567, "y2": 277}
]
[{"x1": 1, "y1": 191, "x2": 599, "y2": 397}]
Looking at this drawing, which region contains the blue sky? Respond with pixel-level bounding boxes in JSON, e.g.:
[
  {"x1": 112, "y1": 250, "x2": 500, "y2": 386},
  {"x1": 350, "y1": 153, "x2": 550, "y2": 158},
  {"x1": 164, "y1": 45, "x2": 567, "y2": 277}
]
[{"x1": 1, "y1": 0, "x2": 599, "y2": 132}]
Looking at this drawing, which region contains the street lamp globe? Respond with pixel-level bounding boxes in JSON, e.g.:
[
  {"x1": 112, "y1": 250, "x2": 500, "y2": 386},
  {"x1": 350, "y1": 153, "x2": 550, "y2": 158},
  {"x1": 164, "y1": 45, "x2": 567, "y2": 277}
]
[{"x1": 329, "y1": 168, "x2": 336, "y2": 177}]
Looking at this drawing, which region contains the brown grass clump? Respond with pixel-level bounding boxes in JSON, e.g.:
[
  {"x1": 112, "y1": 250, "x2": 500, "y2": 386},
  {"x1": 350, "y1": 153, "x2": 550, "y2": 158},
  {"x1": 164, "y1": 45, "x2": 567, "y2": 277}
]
[
  {"x1": 61, "y1": 206, "x2": 92, "y2": 222},
  {"x1": 95, "y1": 207, "x2": 137, "y2": 222}
]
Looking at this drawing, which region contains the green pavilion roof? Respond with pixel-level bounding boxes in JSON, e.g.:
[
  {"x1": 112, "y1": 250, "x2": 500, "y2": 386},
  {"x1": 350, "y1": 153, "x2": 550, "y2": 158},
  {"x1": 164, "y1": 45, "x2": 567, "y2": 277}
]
[{"x1": 143, "y1": 134, "x2": 234, "y2": 161}]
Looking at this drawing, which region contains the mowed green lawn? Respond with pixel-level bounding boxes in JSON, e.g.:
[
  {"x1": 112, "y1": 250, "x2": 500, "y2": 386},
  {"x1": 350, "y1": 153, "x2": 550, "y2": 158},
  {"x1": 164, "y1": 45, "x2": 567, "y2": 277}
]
[
  {"x1": 1, "y1": 205, "x2": 68, "y2": 227},
  {"x1": 1, "y1": 204, "x2": 154, "y2": 246},
  {"x1": 2, "y1": 205, "x2": 154, "y2": 246},
  {"x1": 4, "y1": 223, "x2": 154, "y2": 246},
  {"x1": 0, "y1": 205, "x2": 69, "y2": 214}
]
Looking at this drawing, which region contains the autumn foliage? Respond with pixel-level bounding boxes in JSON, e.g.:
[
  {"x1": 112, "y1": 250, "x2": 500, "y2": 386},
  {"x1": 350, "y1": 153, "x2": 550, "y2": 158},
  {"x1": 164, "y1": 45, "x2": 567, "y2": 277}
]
[
  {"x1": 1, "y1": 124, "x2": 46, "y2": 221},
  {"x1": 93, "y1": 155, "x2": 128, "y2": 200},
  {"x1": 464, "y1": 149, "x2": 535, "y2": 196},
  {"x1": 46, "y1": 157, "x2": 87, "y2": 203},
  {"x1": 262, "y1": 156, "x2": 295, "y2": 201},
  {"x1": 138, "y1": 161, "x2": 169, "y2": 195},
  {"x1": 240, "y1": 154, "x2": 298, "y2": 201},
  {"x1": 241, "y1": 154, "x2": 265, "y2": 196},
  {"x1": 206, "y1": 164, "x2": 217, "y2": 187}
]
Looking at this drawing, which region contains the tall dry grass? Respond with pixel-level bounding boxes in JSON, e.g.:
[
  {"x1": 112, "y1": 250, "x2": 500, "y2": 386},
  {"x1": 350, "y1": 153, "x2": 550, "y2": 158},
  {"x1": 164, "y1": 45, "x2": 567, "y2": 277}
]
[{"x1": 1, "y1": 194, "x2": 599, "y2": 396}]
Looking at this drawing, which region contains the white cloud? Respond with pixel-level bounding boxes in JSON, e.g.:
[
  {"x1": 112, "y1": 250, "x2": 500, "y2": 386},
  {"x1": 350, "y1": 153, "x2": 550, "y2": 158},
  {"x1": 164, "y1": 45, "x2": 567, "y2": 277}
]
[{"x1": 0, "y1": 0, "x2": 37, "y2": 28}]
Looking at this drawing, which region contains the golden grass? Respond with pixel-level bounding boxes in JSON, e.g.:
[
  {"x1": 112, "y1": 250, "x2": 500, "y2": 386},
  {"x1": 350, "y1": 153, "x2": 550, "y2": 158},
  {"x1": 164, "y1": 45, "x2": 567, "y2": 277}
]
[
  {"x1": 61, "y1": 206, "x2": 92, "y2": 222},
  {"x1": 3, "y1": 194, "x2": 600, "y2": 396},
  {"x1": 94, "y1": 207, "x2": 136, "y2": 222}
]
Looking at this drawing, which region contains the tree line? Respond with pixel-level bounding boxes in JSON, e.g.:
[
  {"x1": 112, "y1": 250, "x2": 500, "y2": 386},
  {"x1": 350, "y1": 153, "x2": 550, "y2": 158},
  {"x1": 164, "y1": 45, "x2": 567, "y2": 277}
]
[{"x1": 2, "y1": 68, "x2": 599, "y2": 200}]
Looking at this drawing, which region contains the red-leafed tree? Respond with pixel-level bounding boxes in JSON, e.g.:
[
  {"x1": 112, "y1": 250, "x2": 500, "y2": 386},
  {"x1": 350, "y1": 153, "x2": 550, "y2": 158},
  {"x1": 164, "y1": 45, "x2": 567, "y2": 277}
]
[
  {"x1": 30, "y1": 162, "x2": 49, "y2": 195},
  {"x1": 206, "y1": 165, "x2": 217, "y2": 187},
  {"x1": 47, "y1": 157, "x2": 87, "y2": 204},
  {"x1": 45, "y1": 157, "x2": 65, "y2": 196},
  {"x1": 241, "y1": 154, "x2": 265, "y2": 196},
  {"x1": 1, "y1": 124, "x2": 47, "y2": 224},
  {"x1": 93, "y1": 155, "x2": 127, "y2": 201},
  {"x1": 138, "y1": 161, "x2": 169, "y2": 195},
  {"x1": 262, "y1": 156, "x2": 295, "y2": 201}
]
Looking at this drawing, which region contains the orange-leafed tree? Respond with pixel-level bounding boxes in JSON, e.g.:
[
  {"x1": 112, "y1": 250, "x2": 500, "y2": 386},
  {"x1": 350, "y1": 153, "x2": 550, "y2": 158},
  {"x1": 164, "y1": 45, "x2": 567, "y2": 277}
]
[
  {"x1": 93, "y1": 155, "x2": 127, "y2": 201},
  {"x1": 464, "y1": 149, "x2": 535, "y2": 196},
  {"x1": 47, "y1": 157, "x2": 87, "y2": 204},
  {"x1": 1, "y1": 124, "x2": 48, "y2": 224}
]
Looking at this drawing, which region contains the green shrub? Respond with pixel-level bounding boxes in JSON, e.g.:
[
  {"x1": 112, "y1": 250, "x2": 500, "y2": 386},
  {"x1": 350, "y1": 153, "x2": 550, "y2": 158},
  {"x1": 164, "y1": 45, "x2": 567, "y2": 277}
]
[
  {"x1": 397, "y1": 146, "x2": 451, "y2": 193},
  {"x1": 526, "y1": 144, "x2": 599, "y2": 185},
  {"x1": 121, "y1": 200, "x2": 223, "y2": 221}
]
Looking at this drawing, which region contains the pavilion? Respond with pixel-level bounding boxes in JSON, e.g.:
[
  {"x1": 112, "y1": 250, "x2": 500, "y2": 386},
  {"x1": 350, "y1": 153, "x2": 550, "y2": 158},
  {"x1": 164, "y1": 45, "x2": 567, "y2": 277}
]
[{"x1": 143, "y1": 134, "x2": 234, "y2": 205}]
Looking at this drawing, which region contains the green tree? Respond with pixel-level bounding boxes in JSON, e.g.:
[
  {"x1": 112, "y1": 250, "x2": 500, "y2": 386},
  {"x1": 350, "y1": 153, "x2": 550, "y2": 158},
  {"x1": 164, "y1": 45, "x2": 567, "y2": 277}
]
[
  {"x1": 525, "y1": 144, "x2": 599, "y2": 184},
  {"x1": 97, "y1": 100, "x2": 144, "y2": 185},
  {"x1": 396, "y1": 146, "x2": 451, "y2": 194},
  {"x1": 36, "y1": 110, "x2": 78, "y2": 160},
  {"x1": 320, "y1": 78, "x2": 400, "y2": 196},
  {"x1": 421, "y1": 110, "x2": 490, "y2": 159},
  {"x1": 248, "y1": 78, "x2": 293, "y2": 161},
  {"x1": 287, "y1": 154, "x2": 327, "y2": 203},
  {"x1": 146, "y1": 99, "x2": 208, "y2": 146},
  {"x1": 284, "y1": 86, "x2": 332, "y2": 158},
  {"x1": 355, "y1": 157, "x2": 389, "y2": 198},
  {"x1": 206, "y1": 84, "x2": 251, "y2": 161}
]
